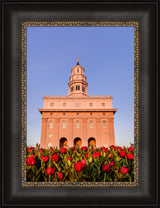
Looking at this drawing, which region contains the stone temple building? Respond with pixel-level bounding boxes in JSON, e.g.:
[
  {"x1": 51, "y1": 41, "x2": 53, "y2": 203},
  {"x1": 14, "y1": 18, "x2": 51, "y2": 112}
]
[{"x1": 39, "y1": 59, "x2": 117, "y2": 149}]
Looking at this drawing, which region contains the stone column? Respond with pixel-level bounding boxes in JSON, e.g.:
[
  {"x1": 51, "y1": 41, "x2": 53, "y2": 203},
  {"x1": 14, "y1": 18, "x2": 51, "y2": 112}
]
[
  {"x1": 40, "y1": 118, "x2": 47, "y2": 149},
  {"x1": 82, "y1": 118, "x2": 88, "y2": 146},
  {"x1": 68, "y1": 118, "x2": 73, "y2": 147},
  {"x1": 54, "y1": 118, "x2": 60, "y2": 148},
  {"x1": 108, "y1": 116, "x2": 115, "y2": 146},
  {"x1": 96, "y1": 118, "x2": 101, "y2": 147}
]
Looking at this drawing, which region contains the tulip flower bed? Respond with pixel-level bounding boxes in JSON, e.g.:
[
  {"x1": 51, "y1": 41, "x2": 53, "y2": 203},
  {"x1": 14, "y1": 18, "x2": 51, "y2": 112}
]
[{"x1": 26, "y1": 145, "x2": 134, "y2": 182}]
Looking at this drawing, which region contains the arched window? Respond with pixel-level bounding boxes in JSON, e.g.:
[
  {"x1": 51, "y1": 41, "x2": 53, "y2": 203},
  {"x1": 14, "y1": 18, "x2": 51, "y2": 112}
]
[
  {"x1": 59, "y1": 138, "x2": 68, "y2": 149},
  {"x1": 103, "y1": 121, "x2": 106, "y2": 128},
  {"x1": 76, "y1": 85, "x2": 80, "y2": 90},
  {"x1": 90, "y1": 120, "x2": 93, "y2": 128},
  {"x1": 77, "y1": 69, "x2": 79, "y2": 72},
  {"x1": 49, "y1": 120, "x2": 53, "y2": 129},
  {"x1": 74, "y1": 138, "x2": 82, "y2": 148},
  {"x1": 88, "y1": 138, "x2": 96, "y2": 148},
  {"x1": 62, "y1": 121, "x2": 66, "y2": 128},
  {"x1": 76, "y1": 120, "x2": 80, "y2": 128}
]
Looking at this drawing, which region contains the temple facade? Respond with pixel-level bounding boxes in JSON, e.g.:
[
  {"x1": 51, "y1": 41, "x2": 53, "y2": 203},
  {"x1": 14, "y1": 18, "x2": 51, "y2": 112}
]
[{"x1": 39, "y1": 59, "x2": 117, "y2": 149}]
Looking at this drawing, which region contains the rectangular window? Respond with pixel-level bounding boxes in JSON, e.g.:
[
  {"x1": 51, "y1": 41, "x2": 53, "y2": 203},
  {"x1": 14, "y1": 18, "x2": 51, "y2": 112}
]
[
  {"x1": 89, "y1": 103, "x2": 93, "y2": 107},
  {"x1": 50, "y1": 103, "x2": 54, "y2": 107},
  {"x1": 49, "y1": 121, "x2": 53, "y2": 129},
  {"x1": 82, "y1": 86, "x2": 85, "y2": 92},
  {"x1": 71, "y1": 86, "x2": 74, "y2": 92},
  {"x1": 62, "y1": 121, "x2": 66, "y2": 128},
  {"x1": 76, "y1": 85, "x2": 80, "y2": 90},
  {"x1": 76, "y1": 121, "x2": 80, "y2": 128},
  {"x1": 63, "y1": 103, "x2": 66, "y2": 107},
  {"x1": 77, "y1": 69, "x2": 79, "y2": 72},
  {"x1": 103, "y1": 121, "x2": 106, "y2": 128},
  {"x1": 102, "y1": 103, "x2": 105, "y2": 107},
  {"x1": 90, "y1": 121, "x2": 93, "y2": 128}
]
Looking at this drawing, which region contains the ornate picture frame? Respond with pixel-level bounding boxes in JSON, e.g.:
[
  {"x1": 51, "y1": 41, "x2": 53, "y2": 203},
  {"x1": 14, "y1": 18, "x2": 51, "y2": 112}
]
[{"x1": 2, "y1": 1, "x2": 158, "y2": 206}]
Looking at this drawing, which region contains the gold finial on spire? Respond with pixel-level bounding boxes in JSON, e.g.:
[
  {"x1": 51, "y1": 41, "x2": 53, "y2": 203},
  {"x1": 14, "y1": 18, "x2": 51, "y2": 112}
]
[{"x1": 77, "y1": 57, "x2": 79, "y2": 65}]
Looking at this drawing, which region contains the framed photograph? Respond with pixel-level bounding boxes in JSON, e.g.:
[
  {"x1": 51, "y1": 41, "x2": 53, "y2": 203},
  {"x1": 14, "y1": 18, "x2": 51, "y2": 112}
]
[{"x1": 2, "y1": 1, "x2": 158, "y2": 206}]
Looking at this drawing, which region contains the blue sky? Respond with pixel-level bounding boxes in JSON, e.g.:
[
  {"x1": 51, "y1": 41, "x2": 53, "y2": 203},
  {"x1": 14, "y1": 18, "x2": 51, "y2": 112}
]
[{"x1": 27, "y1": 26, "x2": 134, "y2": 147}]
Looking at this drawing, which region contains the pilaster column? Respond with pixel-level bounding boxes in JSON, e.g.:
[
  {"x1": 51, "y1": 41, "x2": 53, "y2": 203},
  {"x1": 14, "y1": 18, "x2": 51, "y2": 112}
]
[
  {"x1": 54, "y1": 118, "x2": 60, "y2": 148},
  {"x1": 83, "y1": 118, "x2": 88, "y2": 146},
  {"x1": 68, "y1": 118, "x2": 73, "y2": 147},
  {"x1": 40, "y1": 118, "x2": 47, "y2": 149},
  {"x1": 96, "y1": 118, "x2": 101, "y2": 147},
  {"x1": 108, "y1": 117, "x2": 115, "y2": 146}
]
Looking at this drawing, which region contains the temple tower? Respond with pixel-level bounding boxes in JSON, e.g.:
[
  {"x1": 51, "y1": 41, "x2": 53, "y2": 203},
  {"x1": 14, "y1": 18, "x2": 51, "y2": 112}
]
[{"x1": 68, "y1": 58, "x2": 88, "y2": 97}]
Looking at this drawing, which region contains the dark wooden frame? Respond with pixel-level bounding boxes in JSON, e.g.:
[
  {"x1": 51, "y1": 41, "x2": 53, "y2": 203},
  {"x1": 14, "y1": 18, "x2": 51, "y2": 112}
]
[{"x1": 1, "y1": 1, "x2": 158, "y2": 207}]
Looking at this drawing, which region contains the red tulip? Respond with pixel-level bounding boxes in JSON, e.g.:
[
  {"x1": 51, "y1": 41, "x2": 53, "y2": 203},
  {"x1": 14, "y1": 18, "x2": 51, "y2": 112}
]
[
  {"x1": 61, "y1": 148, "x2": 67, "y2": 153},
  {"x1": 67, "y1": 157, "x2": 72, "y2": 161},
  {"x1": 120, "y1": 167, "x2": 129, "y2": 174},
  {"x1": 92, "y1": 152, "x2": 101, "y2": 158},
  {"x1": 110, "y1": 145, "x2": 116, "y2": 150},
  {"x1": 126, "y1": 153, "x2": 134, "y2": 160},
  {"x1": 26, "y1": 156, "x2": 35, "y2": 166},
  {"x1": 110, "y1": 161, "x2": 115, "y2": 166},
  {"x1": 46, "y1": 167, "x2": 56, "y2": 175},
  {"x1": 74, "y1": 162, "x2": 82, "y2": 172},
  {"x1": 120, "y1": 150, "x2": 126, "y2": 158},
  {"x1": 81, "y1": 159, "x2": 86, "y2": 169},
  {"x1": 51, "y1": 153, "x2": 59, "y2": 162},
  {"x1": 27, "y1": 147, "x2": 35, "y2": 153},
  {"x1": 81, "y1": 146, "x2": 87, "y2": 151},
  {"x1": 85, "y1": 153, "x2": 88, "y2": 158},
  {"x1": 102, "y1": 164, "x2": 111, "y2": 172},
  {"x1": 128, "y1": 146, "x2": 134, "y2": 152},
  {"x1": 42, "y1": 156, "x2": 49, "y2": 162},
  {"x1": 57, "y1": 172, "x2": 63, "y2": 180},
  {"x1": 101, "y1": 147, "x2": 108, "y2": 152}
]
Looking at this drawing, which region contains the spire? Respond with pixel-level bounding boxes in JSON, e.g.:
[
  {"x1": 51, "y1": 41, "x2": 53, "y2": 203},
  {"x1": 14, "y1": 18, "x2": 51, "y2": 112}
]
[{"x1": 77, "y1": 57, "x2": 79, "y2": 65}]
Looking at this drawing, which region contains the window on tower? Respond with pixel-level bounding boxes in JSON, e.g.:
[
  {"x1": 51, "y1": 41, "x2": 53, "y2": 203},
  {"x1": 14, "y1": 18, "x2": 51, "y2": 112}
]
[
  {"x1": 82, "y1": 86, "x2": 85, "y2": 92},
  {"x1": 76, "y1": 85, "x2": 80, "y2": 90},
  {"x1": 77, "y1": 69, "x2": 79, "y2": 72},
  {"x1": 71, "y1": 86, "x2": 74, "y2": 92}
]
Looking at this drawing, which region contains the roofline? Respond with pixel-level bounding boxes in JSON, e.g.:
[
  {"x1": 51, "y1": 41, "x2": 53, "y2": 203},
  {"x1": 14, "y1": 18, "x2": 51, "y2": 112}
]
[
  {"x1": 38, "y1": 108, "x2": 117, "y2": 114},
  {"x1": 43, "y1": 95, "x2": 113, "y2": 99}
]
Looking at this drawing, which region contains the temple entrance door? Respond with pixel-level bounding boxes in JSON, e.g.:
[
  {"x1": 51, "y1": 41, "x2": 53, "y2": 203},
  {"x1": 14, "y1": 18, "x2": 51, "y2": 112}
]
[
  {"x1": 74, "y1": 138, "x2": 82, "y2": 148},
  {"x1": 88, "y1": 138, "x2": 96, "y2": 148},
  {"x1": 59, "y1": 137, "x2": 68, "y2": 149}
]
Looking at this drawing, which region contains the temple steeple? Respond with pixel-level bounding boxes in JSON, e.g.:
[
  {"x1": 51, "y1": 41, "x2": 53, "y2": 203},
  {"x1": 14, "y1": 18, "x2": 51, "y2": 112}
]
[
  {"x1": 77, "y1": 57, "x2": 79, "y2": 65},
  {"x1": 68, "y1": 59, "x2": 88, "y2": 97}
]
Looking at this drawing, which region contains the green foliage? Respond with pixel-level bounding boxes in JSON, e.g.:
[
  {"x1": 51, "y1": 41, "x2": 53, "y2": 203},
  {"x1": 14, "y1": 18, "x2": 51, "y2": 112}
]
[{"x1": 26, "y1": 144, "x2": 134, "y2": 182}]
